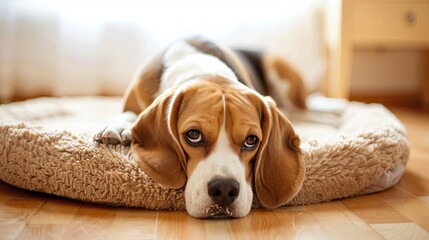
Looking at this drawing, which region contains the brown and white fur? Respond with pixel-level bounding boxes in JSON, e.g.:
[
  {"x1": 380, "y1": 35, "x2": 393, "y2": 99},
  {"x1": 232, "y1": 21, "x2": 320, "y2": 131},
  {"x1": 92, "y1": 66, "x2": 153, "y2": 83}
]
[{"x1": 94, "y1": 37, "x2": 306, "y2": 218}]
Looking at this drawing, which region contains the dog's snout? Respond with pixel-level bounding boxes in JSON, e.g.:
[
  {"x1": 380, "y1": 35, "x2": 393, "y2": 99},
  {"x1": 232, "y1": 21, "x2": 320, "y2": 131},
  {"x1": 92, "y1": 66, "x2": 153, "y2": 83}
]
[{"x1": 207, "y1": 178, "x2": 240, "y2": 207}]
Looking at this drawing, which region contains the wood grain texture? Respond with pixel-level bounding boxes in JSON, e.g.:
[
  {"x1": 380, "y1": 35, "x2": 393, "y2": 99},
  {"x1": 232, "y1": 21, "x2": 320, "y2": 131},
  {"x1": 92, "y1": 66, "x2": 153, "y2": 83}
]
[
  {"x1": 371, "y1": 223, "x2": 429, "y2": 240},
  {"x1": 305, "y1": 202, "x2": 383, "y2": 239},
  {"x1": 0, "y1": 198, "x2": 46, "y2": 239},
  {"x1": 0, "y1": 107, "x2": 428, "y2": 240},
  {"x1": 341, "y1": 194, "x2": 410, "y2": 224},
  {"x1": 108, "y1": 208, "x2": 157, "y2": 240}
]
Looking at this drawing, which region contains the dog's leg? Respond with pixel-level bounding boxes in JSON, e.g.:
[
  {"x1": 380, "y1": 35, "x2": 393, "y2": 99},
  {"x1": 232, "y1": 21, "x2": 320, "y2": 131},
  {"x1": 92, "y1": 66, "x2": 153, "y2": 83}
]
[
  {"x1": 93, "y1": 111, "x2": 137, "y2": 146},
  {"x1": 262, "y1": 55, "x2": 307, "y2": 110},
  {"x1": 94, "y1": 53, "x2": 161, "y2": 146},
  {"x1": 262, "y1": 55, "x2": 342, "y2": 126}
]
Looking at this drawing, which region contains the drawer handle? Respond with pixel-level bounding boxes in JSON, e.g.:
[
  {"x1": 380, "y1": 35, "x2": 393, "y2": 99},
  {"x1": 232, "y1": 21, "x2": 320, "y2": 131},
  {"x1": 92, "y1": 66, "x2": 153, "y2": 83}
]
[{"x1": 405, "y1": 11, "x2": 417, "y2": 26}]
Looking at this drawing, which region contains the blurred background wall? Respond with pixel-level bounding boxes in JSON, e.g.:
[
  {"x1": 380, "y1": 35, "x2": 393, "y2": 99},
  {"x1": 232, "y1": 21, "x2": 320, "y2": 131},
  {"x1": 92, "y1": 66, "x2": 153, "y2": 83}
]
[
  {"x1": 0, "y1": 0, "x2": 327, "y2": 102},
  {"x1": 1, "y1": 0, "x2": 427, "y2": 109}
]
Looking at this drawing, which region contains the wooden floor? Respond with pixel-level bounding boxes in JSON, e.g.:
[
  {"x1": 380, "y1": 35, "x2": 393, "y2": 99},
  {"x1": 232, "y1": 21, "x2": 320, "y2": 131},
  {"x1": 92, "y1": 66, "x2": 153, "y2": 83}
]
[{"x1": 1, "y1": 107, "x2": 428, "y2": 240}]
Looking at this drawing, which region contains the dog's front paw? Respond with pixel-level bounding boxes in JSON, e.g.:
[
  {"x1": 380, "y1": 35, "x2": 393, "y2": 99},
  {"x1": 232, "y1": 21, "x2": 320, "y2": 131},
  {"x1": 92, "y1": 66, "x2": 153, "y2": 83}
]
[{"x1": 93, "y1": 123, "x2": 132, "y2": 146}]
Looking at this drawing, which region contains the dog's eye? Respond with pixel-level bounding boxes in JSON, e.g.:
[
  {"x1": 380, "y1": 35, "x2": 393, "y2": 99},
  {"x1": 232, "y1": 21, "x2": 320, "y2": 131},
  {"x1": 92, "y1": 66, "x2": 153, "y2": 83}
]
[
  {"x1": 243, "y1": 135, "x2": 259, "y2": 149},
  {"x1": 185, "y1": 129, "x2": 202, "y2": 144}
]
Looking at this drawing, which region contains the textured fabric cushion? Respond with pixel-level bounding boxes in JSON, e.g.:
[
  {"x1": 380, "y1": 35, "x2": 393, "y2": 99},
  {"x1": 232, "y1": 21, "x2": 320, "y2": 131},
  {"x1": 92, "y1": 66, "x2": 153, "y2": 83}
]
[{"x1": 0, "y1": 97, "x2": 410, "y2": 209}]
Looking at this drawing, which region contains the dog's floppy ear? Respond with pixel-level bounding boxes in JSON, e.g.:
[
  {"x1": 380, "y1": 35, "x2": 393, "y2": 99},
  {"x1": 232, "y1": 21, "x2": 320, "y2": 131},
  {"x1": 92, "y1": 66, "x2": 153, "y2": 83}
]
[
  {"x1": 131, "y1": 90, "x2": 187, "y2": 189},
  {"x1": 254, "y1": 96, "x2": 305, "y2": 208}
]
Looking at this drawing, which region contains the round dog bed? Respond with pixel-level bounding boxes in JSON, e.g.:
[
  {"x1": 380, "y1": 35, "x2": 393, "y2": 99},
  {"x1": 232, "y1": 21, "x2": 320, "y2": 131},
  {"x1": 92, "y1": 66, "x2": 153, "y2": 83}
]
[{"x1": 0, "y1": 97, "x2": 410, "y2": 210}]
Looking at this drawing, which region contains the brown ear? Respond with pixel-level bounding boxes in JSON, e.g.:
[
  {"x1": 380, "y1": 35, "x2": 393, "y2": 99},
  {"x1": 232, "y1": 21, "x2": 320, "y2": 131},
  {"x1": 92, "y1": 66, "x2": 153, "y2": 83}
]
[
  {"x1": 255, "y1": 97, "x2": 305, "y2": 208},
  {"x1": 131, "y1": 90, "x2": 187, "y2": 189}
]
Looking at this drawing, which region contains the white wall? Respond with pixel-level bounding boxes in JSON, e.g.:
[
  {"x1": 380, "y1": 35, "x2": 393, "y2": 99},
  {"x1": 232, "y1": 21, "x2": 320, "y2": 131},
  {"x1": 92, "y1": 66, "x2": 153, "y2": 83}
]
[{"x1": 0, "y1": 0, "x2": 327, "y2": 102}]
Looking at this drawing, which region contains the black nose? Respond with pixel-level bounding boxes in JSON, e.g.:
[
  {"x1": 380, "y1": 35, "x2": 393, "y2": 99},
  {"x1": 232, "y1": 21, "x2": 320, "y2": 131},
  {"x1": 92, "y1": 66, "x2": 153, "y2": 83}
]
[{"x1": 207, "y1": 178, "x2": 240, "y2": 207}]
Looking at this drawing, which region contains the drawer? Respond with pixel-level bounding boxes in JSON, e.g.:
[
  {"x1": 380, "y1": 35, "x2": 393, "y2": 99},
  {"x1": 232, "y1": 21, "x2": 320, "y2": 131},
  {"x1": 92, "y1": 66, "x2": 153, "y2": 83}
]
[{"x1": 352, "y1": 2, "x2": 429, "y2": 46}]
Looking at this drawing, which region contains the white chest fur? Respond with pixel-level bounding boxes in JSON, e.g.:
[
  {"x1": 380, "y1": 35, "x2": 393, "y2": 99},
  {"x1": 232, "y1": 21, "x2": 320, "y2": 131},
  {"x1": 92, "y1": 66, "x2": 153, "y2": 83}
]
[{"x1": 158, "y1": 41, "x2": 238, "y2": 94}]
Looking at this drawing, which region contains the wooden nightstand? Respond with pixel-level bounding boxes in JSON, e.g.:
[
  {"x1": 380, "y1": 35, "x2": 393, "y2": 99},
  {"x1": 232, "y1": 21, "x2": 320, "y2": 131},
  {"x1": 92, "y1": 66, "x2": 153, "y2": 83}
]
[{"x1": 328, "y1": 0, "x2": 429, "y2": 109}]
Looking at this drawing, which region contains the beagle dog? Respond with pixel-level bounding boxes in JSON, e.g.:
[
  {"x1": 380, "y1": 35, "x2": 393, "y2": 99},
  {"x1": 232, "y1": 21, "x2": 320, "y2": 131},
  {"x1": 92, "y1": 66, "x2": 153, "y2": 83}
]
[{"x1": 94, "y1": 37, "x2": 306, "y2": 218}]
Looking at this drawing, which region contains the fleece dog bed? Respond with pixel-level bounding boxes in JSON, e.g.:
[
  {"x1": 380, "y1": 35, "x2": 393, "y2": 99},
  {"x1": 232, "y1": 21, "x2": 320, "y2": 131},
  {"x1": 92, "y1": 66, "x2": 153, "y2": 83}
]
[{"x1": 0, "y1": 97, "x2": 409, "y2": 210}]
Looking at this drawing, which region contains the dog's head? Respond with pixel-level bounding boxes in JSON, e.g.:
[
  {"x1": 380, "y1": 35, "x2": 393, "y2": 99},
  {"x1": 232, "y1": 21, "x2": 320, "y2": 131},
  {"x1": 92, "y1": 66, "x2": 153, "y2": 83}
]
[{"x1": 131, "y1": 78, "x2": 305, "y2": 218}]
